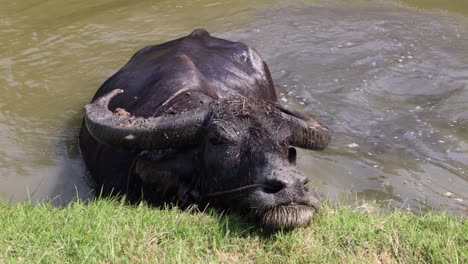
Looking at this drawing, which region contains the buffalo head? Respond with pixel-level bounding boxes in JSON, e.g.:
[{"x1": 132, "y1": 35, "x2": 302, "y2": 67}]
[{"x1": 84, "y1": 89, "x2": 331, "y2": 229}]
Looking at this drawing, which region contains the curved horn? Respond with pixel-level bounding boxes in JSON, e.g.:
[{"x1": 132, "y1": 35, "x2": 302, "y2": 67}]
[
  {"x1": 267, "y1": 101, "x2": 331, "y2": 150},
  {"x1": 84, "y1": 89, "x2": 210, "y2": 150},
  {"x1": 284, "y1": 115, "x2": 331, "y2": 150}
]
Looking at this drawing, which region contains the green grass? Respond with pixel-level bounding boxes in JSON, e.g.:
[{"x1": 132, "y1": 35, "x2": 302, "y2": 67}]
[{"x1": 0, "y1": 199, "x2": 466, "y2": 264}]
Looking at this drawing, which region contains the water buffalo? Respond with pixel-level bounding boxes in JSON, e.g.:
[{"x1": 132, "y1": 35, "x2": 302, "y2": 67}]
[{"x1": 79, "y1": 29, "x2": 331, "y2": 229}]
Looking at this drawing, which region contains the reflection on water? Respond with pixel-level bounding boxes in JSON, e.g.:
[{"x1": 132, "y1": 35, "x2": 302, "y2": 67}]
[{"x1": 0, "y1": 0, "x2": 467, "y2": 213}]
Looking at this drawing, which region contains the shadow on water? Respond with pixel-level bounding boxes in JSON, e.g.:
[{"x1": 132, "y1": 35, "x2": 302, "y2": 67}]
[{"x1": 40, "y1": 113, "x2": 94, "y2": 206}]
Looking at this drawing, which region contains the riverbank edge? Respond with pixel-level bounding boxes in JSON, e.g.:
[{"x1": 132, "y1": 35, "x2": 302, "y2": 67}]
[{"x1": 1, "y1": 198, "x2": 466, "y2": 263}]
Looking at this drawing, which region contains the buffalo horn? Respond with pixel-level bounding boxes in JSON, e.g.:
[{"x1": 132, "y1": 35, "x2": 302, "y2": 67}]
[
  {"x1": 84, "y1": 89, "x2": 210, "y2": 150},
  {"x1": 284, "y1": 114, "x2": 331, "y2": 150},
  {"x1": 267, "y1": 101, "x2": 331, "y2": 150}
]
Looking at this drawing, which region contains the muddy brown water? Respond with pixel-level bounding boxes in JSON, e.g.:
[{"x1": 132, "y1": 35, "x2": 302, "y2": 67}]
[{"x1": 1, "y1": 0, "x2": 467, "y2": 214}]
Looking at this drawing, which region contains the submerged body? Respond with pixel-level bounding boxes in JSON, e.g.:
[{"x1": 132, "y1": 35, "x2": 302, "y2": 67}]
[{"x1": 80, "y1": 29, "x2": 331, "y2": 229}]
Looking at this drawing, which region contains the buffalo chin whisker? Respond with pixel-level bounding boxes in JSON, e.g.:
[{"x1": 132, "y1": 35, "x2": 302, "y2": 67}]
[{"x1": 258, "y1": 204, "x2": 316, "y2": 230}]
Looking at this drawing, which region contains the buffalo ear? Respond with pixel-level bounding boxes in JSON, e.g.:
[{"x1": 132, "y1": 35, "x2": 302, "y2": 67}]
[{"x1": 266, "y1": 100, "x2": 331, "y2": 151}]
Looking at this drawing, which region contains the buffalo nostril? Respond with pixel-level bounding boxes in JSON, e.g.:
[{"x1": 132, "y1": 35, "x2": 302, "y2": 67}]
[
  {"x1": 301, "y1": 177, "x2": 310, "y2": 192},
  {"x1": 261, "y1": 179, "x2": 286, "y2": 194}
]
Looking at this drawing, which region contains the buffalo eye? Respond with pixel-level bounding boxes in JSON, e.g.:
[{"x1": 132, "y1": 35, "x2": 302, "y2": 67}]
[
  {"x1": 288, "y1": 147, "x2": 297, "y2": 164},
  {"x1": 208, "y1": 135, "x2": 227, "y2": 145}
]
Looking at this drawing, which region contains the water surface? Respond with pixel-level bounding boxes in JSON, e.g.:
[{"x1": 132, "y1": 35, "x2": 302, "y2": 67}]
[{"x1": 1, "y1": 0, "x2": 467, "y2": 213}]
